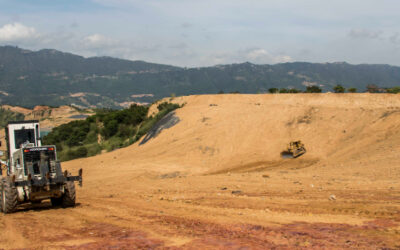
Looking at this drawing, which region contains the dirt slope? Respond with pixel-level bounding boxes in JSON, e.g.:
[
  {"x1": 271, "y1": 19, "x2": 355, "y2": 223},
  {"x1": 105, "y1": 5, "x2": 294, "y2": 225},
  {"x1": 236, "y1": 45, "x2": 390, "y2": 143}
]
[
  {"x1": 104, "y1": 93, "x2": 400, "y2": 176},
  {"x1": 0, "y1": 94, "x2": 400, "y2": 249}
]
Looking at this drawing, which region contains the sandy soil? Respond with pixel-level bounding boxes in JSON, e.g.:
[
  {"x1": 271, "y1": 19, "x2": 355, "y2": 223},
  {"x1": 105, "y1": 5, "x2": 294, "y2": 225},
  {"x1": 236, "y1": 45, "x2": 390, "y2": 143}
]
[{"x1": 0, "y1": 93, "x2": 400, "y2": 249}]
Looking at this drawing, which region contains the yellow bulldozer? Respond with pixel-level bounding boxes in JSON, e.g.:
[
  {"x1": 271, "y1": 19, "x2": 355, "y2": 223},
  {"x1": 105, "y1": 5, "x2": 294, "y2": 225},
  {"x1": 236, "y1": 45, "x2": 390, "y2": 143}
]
[{"x1": 281, "y1": 141, "x2": 306, "y2": 159}]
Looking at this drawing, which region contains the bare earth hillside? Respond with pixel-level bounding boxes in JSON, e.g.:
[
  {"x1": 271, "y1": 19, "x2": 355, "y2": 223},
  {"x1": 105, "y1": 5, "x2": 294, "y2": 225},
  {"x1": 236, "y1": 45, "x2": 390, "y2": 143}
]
[
  {"x1": 0, "y1": 94, "x2": 399, "y2": 249},
  {"x1": 0, "y1": 105, "x2": 93, "y2": 154}
]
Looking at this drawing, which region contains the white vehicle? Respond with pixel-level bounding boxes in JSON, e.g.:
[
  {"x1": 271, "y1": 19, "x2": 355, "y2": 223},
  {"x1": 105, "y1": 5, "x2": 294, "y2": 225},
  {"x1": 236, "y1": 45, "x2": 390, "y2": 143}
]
[{"x1": 1, "y1": 120, "x2": 82, "y2": 213}]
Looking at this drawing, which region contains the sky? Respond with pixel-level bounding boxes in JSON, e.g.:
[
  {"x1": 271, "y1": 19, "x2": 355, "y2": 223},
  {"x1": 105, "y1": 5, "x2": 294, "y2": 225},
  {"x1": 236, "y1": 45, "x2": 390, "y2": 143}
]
[{"x1": 0, "y1": 0, "x2": 399, "y2": 67}]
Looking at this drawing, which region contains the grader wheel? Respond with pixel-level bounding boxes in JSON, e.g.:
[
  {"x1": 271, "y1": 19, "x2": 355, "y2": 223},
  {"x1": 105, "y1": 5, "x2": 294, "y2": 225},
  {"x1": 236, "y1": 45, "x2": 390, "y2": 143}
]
[{"x1": 1, "y1": 177, "x2": 18, "y2": 214}]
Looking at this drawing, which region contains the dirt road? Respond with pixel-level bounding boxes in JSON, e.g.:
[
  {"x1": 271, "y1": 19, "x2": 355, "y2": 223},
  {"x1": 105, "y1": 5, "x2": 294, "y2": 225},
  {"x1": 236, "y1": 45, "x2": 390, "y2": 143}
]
[{"x1": 0, "y1": 94, "x2": 399, "y2": 249}]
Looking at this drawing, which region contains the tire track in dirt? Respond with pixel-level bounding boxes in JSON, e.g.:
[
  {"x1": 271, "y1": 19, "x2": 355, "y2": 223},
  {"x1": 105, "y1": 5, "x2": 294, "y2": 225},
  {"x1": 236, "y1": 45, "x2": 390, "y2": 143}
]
[{"x1": 58, "y1": 213, "x2": 400, "y2": 249}]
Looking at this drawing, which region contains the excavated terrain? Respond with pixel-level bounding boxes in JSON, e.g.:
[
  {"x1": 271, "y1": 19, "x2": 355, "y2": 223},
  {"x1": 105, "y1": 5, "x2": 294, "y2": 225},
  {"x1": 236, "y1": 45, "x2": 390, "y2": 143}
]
[{"x1": 0, "y1": 94, "x2": 400, "y2": 249}]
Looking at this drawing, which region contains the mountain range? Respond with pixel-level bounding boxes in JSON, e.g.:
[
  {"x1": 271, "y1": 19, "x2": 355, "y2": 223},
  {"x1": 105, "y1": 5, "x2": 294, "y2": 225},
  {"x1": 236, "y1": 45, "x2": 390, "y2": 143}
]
[{"x1": 1, "y1": 46, "x2": 400, "y2": 108}]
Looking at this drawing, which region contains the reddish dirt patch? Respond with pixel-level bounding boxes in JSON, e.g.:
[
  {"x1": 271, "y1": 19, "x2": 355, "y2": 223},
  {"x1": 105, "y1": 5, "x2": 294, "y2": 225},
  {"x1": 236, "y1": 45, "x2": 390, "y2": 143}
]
[
  {"x1": 65, "y1": 223, "x2": 165, "y2": 249},
  {"x1": 142, "y1": 215, "x2": 400, "y2": 249}
]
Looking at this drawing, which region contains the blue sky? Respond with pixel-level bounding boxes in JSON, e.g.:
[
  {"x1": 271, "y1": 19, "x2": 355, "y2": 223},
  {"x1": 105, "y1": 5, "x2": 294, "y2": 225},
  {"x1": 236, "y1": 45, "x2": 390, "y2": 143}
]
[{"x1": 0, "y1": 0, "x2": 399, "y2": 67}]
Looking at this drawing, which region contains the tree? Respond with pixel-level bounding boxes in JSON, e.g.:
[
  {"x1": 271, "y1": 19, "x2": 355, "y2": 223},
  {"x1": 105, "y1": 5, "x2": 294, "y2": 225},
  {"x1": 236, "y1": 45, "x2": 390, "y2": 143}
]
[
  {"x1": 268, "y1": 88, "x2": 278, "y2": 93},
  {"x1": 386, "y1": 87, "x2": 400, "y2": 94},
  {"x1": 102, "y1": 119, "x2": 118, "y2": 138},
  {"x1": 279, "y1": 88, "x2": 289, "y2": 93},
  {"x1": 288, "y1": 88, "x2": 300, "y2": 93},
  {"x1": 333, "y1": 84, "x2": 345, "y2": 93},
  {"x1": 348, "y1": 87, "x2": 357, "y2": 93},
  {"x1": 305, "y1": 85, "x2": 322, "y2": 93}
]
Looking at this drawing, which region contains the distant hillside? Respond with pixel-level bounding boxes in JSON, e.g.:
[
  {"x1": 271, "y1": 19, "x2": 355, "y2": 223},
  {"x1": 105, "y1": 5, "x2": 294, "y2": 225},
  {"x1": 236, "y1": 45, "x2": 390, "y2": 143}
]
[
  {"x1": 0, "y1": 104, "x2": 93, "y2": 130},
  {"x1": 0, "y1": 46, "x2": 400, "y2": 108},
  {"x1": 0, "y1": 107, "x2": 25, "y2": 128}
]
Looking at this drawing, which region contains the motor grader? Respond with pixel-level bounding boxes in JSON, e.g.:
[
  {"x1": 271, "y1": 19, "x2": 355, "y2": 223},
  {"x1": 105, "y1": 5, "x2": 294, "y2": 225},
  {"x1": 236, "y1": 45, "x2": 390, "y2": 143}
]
[
  {"x1": 281, "y1": 140, "x2": 306, "y2": 158},
  {"x1": 0, "y1": 120, "x2": 82, "y2": 213}
]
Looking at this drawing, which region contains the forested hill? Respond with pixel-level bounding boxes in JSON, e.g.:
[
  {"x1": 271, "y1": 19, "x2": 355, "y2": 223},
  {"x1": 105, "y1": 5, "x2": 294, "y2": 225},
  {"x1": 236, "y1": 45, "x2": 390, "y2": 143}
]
[{"x1": 1, "y1": 46, "x2": 400, "y2": 108}]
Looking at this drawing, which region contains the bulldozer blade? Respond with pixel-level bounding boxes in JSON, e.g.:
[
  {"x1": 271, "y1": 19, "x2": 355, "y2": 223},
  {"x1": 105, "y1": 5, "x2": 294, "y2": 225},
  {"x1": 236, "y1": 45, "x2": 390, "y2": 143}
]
[
  {"x1": 292, "y1": 148, "x2": 306, "y2": 158},
  {"x1": 293, "y1": 152, "x2": 305, "y2": 158},
  {"x1": 281, "y1": 151, "x2": 295, "y2": 159}
]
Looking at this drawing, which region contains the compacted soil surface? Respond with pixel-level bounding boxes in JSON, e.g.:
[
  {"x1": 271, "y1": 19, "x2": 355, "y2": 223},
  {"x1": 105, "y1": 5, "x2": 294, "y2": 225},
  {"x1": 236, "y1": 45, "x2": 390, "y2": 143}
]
[{"x1": 0, "y1": 94, "x2": 399, "y2": 249}]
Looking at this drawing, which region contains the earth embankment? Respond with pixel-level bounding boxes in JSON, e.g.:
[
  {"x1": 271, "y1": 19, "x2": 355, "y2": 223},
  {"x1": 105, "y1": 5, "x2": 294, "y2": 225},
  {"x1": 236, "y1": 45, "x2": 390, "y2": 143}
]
[{"x1": 1, "y1": 94, "x2": 399, "y2": 249}]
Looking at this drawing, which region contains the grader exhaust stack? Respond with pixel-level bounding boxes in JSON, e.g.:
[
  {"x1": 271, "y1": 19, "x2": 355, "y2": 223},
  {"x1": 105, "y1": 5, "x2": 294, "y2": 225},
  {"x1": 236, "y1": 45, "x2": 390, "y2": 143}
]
[{"x1": 281, "y1": 141, "x2": 306, "y2": 159}]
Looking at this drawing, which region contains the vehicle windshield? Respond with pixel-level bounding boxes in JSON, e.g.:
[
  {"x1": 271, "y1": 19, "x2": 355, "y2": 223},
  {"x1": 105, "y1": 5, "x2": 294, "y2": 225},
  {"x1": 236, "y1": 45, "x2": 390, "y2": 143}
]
[
  {"x1": 14, "y1": 129, "x2": 35, "y2": 149},
  {"x1": 23, "y1": 149, "x2": 56, "y2": 175}
]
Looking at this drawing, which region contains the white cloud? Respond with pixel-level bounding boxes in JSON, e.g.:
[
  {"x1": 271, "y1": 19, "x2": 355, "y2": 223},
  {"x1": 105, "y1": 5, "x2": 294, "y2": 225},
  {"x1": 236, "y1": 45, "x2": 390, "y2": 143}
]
[
  {"x1": 82, "y1": 34, "x2": 116, "y2": 49},
  {"x1": 1, "y1": 0, "x2": 399, "y2": 66},
  {"x1": 244, "y1": 48, "x2": 292, "y2": 64},
  {"x1": 0, "y1": 23, "x2": 39, "y2": 42},
  {"x1": 210, "y1": 48, "x2": 292, "y2": 65}
]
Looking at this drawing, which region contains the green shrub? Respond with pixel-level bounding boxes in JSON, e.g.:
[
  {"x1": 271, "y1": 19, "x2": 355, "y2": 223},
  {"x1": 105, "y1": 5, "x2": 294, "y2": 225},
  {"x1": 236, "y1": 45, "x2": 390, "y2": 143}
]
[
  {"x1": 157, "y1": 102, "x2": 180, "y2": 112},
  {"x1": 75, "y1": 146, "x2": 88, "y2": 158},
  {"x1": 84, "y1": 130, "x2": 98, "y2": 144},
  {"x1": 101, "y1": 119, "x2": 118, "y2": 138},
  {"x1": 268, "y1": 88, "x2": 278, "y2": 93},
  {"x1": 103, "y1": 136, "x2": 124, "y2": 152},
  {"x1": 117, "y1": 124, "x2": 135, "y2": 138},
  {"x1": 86, "y1": 143, "x2": 102, "y2": 157},
  {"x1": 348, "y1": 87, "x2": 357, "y2": 93},
  {"x1": 279, "y1": 88, "x2": 288, "y2": 93},
  {"x1": 288, "y1": 88, "x2": 300, "y2": 93},
  {"x1": 386, "y1": 87, "x2": 400, "y2": 94},
  {"x1": 62, "y1": 146, "x2": 88, "y2": 161},
  {"x1": 306, "y1": 85, "x2": 322, "y2": 93},
  {"x1": 333, "y1": 85, "x2": 345, "y2": 93}
]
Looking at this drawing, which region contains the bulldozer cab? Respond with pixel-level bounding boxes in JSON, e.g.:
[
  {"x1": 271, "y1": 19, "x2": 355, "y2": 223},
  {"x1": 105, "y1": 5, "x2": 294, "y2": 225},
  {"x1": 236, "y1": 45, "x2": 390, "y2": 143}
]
[{"x1": 290, "y1": 141, "x2": 303, "y2": 148}]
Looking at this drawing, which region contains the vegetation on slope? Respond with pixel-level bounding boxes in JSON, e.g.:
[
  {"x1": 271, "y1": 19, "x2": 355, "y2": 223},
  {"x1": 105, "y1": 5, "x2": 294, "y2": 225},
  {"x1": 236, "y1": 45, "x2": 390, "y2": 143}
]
[{"x1": 43, "y1": 102, "x2": 181, "y2": 161}]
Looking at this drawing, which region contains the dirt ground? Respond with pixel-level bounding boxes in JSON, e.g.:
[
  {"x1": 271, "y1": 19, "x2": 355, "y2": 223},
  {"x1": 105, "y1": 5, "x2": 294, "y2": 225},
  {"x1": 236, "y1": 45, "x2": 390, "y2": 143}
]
[{"x1": 0, "y1": 94, "x2": 400, "y2": 249}]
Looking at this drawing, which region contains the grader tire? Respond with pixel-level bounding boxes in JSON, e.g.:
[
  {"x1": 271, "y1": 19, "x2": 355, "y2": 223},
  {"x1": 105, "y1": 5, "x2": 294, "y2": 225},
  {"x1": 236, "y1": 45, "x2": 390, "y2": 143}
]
[
  {"x1": 61, "y1": 181, "x2": 76, "y2": 208},
  {"x1": 1, "y1": 178, "x2": 18, "y2": 214}
]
